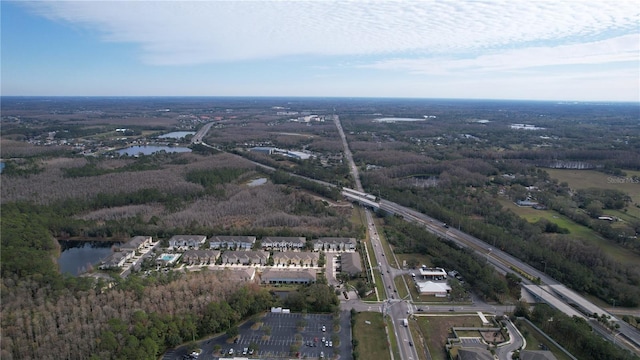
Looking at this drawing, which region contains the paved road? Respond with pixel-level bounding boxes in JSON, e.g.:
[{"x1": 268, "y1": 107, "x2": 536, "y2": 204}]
[
  {"x1": 376, "y1": 199, "x2": 640, "y2": 355},
  {"x1": 332, "y1": 115, "x2": 638, "y2": 357},
  {"x1": 190, "y1": 122, "x2": 214, "y2": 144},
  {"x1": 496, "y1": 319, "x2": 525, "y2": 360},
  {"x1": 334, "y1": 114, "x2": 419, "y2": 360}
]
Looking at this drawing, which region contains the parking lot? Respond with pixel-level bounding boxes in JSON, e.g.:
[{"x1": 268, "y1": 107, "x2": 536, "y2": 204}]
[
  {"x1": 459, "y1": 337, "x2": 484, "y2": 347},
  {"x1": 165, "y1": 311, "x2": 353, "y2": 360}
]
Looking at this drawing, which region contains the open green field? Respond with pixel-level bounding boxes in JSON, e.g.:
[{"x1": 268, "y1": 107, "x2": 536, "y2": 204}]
[
  {"x1": 515, "y1": 319, "x2": 574, "y2": 360},
  {"x1": 353, "y1": 312, "x2": 392, "y2": 360},
  {"x1": 364, "y1": 240, "x2": 386, "y2": 301},
  {"x1": 394, "y1": 253, "x2": 435, "y2": 270},
  {"x1": 500, "y1": 199, "x2": 639, "y2": 266},
  {"x1": 545, "y1": 168, "x2": 640, "y2": 220},
  {"x1": 415, "y1": 315, "x2": 484, "y2": 360},
  {"x1": 385, "y1": 317, "x2": 401, "y2": 360},
  {"x1": 396, "y1": 274, "x2": 463, "y2": 304}
]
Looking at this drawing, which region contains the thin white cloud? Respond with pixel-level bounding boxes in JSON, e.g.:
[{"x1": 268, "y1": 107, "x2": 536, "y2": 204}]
[
  {"x1": 23, "y1": 0, "x2": 640, "y2": 65},
  {"x1": 362, "y1": 34, "x2": 640, "y2": 75}
]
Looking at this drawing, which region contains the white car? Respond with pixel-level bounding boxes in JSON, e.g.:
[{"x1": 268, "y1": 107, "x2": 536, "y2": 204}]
[
  {"x1": 329, "y1": 341, "x2": 333, "y2": 347},
  {"x1": 321, "y1": 325, "x2": 326, "y2": 332}
]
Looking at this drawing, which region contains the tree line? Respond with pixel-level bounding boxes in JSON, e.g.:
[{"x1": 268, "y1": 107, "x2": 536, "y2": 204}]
[
  {"x1": 365, "y1": 177, "x2": 640, "y2": 307},
  {"x1": 514, "y1": 304, "x2": 638, "y2": 360},
  {"x1": 381, "y1": 215, "x2": 509, "y2": 302}
]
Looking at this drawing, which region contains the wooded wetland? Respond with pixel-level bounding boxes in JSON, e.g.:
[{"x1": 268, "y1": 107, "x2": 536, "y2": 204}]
[{"x1": 1, "y1": 97, "x2": 638, "y2": 359}]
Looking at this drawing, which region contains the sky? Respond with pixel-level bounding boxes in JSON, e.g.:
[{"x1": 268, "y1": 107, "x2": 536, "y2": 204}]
[{"x1": 2, "y1": 1, "x2": 639, "y2": 101}]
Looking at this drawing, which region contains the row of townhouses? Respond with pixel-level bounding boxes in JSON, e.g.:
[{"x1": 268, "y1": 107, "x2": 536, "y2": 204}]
[
  {"x1": 99, "y1": 236, "x2": 153, "y2": 269},
  {"x1": 168, "y1": 235, "x2": 357, "y2": 252},
  {"x1": 100, "y1": 236, "x2": 360, "y2": 274},
  {"x1": 210, "y1": 267, "x2": 318, "y2": 285},
  {"x1": 177, "y1": 250, "x2": 326, "y2": 267}
]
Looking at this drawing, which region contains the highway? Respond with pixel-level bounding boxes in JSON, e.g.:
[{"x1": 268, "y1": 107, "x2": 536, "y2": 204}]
[
  {"x1": 375, "y1": 199, "x2": 640, "y2": 354},
  {"x1": 334, "y1": 114, "x2": 420, "y2": 360},
  {"x1": 198, "y1": 114, "x2": 640, "y2": 357},
  {"x1": 190, "y1": 122, "x2": 214, "y2": 144}
]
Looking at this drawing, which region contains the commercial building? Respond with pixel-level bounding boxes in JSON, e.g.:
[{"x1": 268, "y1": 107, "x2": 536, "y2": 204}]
[
  {"x1": 416, "y1": 281, "x2": 451, "y2": 297},
  {"x1": 261, "y1": 268, "x2": 317, "y2": 285}
]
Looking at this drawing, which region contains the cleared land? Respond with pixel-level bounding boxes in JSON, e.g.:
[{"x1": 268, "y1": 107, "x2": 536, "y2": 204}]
[
  {"x1": 353, "y1": 312, "x2": 392, "y2": 360},
  {"x1": 545, "y1": 168, "x2": 640, "y2": 220},
  {"x1": 514, "y1": 319, "x2": 574, "y2": 360},
  {"x1": 415, "y1": 314, "x2": 484, "y2": 360},
  {"x1": 500, "y1": 201, "x2": 640, "y2": 267}
]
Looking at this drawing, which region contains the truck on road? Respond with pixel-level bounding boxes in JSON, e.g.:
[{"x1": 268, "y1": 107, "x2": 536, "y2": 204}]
[{"x1": 402, "y1": 318, "x2": 408, "y2": 327}]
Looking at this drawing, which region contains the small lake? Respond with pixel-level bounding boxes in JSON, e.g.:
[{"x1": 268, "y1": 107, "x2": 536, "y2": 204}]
[
  {"x1": 58, "y1": 241, "x2": 121, "y2": 276},
  {"x1": 373, "y1": 117, "x2": 426, "y2": 123},
  {"x1": 117, "y1": 145, "x2": 192, "y2": 156},
  {"x1": 158, "y1": 131, "x2": 196, "y2": 139},
  {"x1": 248, "y1": 178, "x2": 268, "y2": 187}
]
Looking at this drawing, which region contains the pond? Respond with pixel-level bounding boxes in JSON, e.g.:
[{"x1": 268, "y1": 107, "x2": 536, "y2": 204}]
[
  {"x1": 247, "y1": 178, "x2": 268, "y2": 187},
  {"x1": 158, "y1": 131, "x2": 196, "y2": 139},
  {"x1": 57, "y1": 241, "x2": 121, "y2": 276},
  {"x1": 373, "y1": 117, "x2": 426, "y2": 123},
  {"x1": 117, "y1": 145, "x2": 192, "y2": 156}
]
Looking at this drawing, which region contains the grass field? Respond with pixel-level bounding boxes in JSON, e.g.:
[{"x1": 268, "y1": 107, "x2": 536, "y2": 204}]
[
  {"x1": 364, "y1": 240, "x2": 386, "y2": 301},
  {"x1": 515, "y1": 319, "x2": 574, "y2": 360},
  {"x1": 545, "y1": 168, "x2": 640, "y2": 220},
  {"x1": 500, "y1": 199, "x2": 639, "y2": 266},
  {"x1": 353, "y1": 312, "x2": 392, "y2": 360},
  {"x1": 394, "y1": 254, "x2": 435, "y2": 270},
  {"x1": 385, "y1": 317, "x2": 401, "y2": 360},
  {"x1": 415, "y1": 315, "x2": 484, "y2": 360}
]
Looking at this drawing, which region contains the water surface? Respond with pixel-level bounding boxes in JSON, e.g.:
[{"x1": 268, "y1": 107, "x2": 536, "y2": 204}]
[{"x1": 58, "y1": 241, "x2": 120, "y2": 275}]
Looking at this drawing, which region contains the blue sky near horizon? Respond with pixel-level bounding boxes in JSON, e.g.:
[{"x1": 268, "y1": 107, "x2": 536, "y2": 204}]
[{"x1": 2, "y1": 1, "x2": 639, "y2": 102}]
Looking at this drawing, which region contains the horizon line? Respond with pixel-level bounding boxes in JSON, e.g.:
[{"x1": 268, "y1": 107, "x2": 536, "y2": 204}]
[{"x1": 1, "y1": 95, "x2": 638, "y2": 104}]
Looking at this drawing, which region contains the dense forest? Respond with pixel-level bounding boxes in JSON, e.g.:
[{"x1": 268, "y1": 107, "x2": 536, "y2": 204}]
[{"x1": 1, "y1": 195, "x2": 340, "y2": 360}]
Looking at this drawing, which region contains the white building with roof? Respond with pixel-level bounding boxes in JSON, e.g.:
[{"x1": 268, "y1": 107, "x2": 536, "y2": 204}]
[
  {"x1": 416, "y1": 281, "x2": 451, "y2": 297},
  {"x1": 168, "y1": 235, "x2": 207, "y2": 248},
  {"x1": 120, "y1": 236, "x2": 152, "y2": 251},
  {"x1": 209, "y1": 235, "x2": 256, "y2": 250},
  {"x1": 418, "y1": 267, "x2": 447, "y2": 280},
  {"x1": 261, "y1": 236, "x2": 306, "y2": 251},
  {"x1": 312, "y1": 237, "x2": 357, "y2": 252},
  {"x1": 260, "y1": 268, "x2": 317, "y2": 285}
]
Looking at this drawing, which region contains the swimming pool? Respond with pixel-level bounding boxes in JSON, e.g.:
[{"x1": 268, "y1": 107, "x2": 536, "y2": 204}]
[{"x1": 158, "y1": 253, "x2": 181, "y2": 264}]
